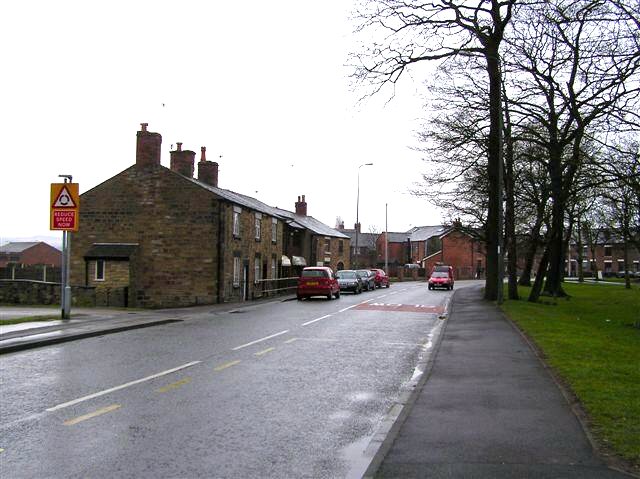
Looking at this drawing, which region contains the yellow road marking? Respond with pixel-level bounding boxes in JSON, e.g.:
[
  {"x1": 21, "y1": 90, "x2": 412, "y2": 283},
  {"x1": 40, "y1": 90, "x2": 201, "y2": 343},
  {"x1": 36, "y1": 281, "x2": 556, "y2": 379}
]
[
  {"x1": 214, "y1": 360, "x2": 241, "y2": 372},
  {"x1": 0, "y1": 448, "x2": 4, "y2": 453},
  {"x1": 254, "y1": 347, "x2": 275, "y2": 356},
  {"x1": 284, "y1": 338, "x2": 299, "y2": 344},
  {"x1": 156, "y1": 377, "x2": 192, "y2": 393},
  {"x1": 63, "y1": 404, "x2": 121, "y2": 426}
]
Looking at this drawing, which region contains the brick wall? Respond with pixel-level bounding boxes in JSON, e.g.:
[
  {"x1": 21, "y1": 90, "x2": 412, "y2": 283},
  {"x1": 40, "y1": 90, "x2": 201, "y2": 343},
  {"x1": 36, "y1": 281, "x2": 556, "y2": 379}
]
[
  {"x1": 13, "y1": 243, "x2": 61, "y2": 267},
  {"x1": 424, "y1": 231, "x2": 485, "y2": 280}
]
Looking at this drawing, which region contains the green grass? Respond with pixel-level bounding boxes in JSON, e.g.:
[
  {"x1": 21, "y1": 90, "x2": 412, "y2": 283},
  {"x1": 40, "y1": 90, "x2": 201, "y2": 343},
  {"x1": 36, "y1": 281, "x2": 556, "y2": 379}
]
[
  {"x1": 0, "y1": 315, "x2": 62, "y2": 325},
  {"x1": 501, "y1": 282, "x2": 640, "y2": 468}
]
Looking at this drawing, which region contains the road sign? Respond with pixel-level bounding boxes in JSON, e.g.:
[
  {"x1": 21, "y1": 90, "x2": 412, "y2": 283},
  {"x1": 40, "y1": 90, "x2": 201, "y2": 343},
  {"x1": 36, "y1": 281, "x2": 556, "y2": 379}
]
[{"x1": 50, "y1": 183, "x2": 79, "y2": 231}]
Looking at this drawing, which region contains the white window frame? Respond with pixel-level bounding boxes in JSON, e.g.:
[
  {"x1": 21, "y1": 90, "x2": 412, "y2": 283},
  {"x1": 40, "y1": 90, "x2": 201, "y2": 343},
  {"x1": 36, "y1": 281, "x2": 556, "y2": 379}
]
[
  {"x1": 233, "y1": 206, "x2": 242, "y2": 237},
  {"x1": 254, "y1": 257, "x2": 261, "y2": 283},
  {"x1": 233, "y1": 257, "x2": 240, "y2": 287},
  {"x1": 95, "y1": 259, "x2": 105, "y2": 281},
  {"x1": 255, "y1": 213, "x2": 262, "y2": 240},
  {"x1": 271, "y1": 218, "x2": 277, "y2": 243}
]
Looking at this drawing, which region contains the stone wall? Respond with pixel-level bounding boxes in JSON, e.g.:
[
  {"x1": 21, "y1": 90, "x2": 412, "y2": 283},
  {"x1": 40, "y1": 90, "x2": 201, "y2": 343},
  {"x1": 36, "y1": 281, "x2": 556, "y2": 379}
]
[{"x1": 0, "y1": 280, "x2": 97, "y2": 307}]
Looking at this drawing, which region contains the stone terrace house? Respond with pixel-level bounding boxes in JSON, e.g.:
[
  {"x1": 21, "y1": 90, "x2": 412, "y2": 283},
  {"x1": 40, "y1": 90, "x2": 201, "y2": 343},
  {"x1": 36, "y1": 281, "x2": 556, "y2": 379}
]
[{"x1": 70, "y1": 124, "x2": 349, "y2": 308}]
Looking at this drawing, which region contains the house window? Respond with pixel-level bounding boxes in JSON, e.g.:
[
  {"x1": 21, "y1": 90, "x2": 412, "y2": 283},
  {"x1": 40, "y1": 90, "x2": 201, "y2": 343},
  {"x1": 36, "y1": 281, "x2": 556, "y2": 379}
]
[
  {"x1": 233, "y1": 256, "x2": 241, "y2": 287},
  {"x1": 233, "y1": 206, "x2": 242, "y2": 237},
  {"x1": 618, "y1": 260, "x2": 625, "y2": 272},
  {"x1": 604, "y1": 245, "x2": 612, "y2": 256},
  {"x1": 338, "y1": 240, "x2": 343, "y2": 253},
  {"x1": 272, "y1": 218, "x2": 277, "y2": 243},
  {"x1": 95, "y1": 259, "x2": 105, "y2": 281},
  {"x1": 255, "y1": 213, "x2": 262, "y2": 240},
  {"x1": 271, "y1": 257, "x2": 277, "y2": 279},
  {"x1": 254, "y1": 256, "x2": 261, "y2": 283},
  {"x1": 325, "y1": 237, "x2": 331, "y2": 253}
]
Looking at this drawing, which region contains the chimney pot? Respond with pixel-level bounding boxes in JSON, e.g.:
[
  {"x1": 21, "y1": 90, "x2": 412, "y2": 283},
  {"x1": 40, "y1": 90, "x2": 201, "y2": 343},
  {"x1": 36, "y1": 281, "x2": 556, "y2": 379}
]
[
  {"x1": 176, "y1": 142, "x2": 182, "y2": 151},
  {"x1": 295, "y1": 194, "x2": 308, "y2": 216},
  {"x1": 136, "y1": 124, "x2": 162, "y2": 168},
  {"x1": 200, "y1": 146, "x2": 207, "y2": 162}
]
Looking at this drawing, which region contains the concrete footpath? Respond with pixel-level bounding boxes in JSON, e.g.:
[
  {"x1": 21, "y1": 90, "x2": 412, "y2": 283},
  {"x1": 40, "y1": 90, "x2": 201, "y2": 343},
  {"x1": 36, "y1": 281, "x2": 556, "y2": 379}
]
[{"x1": 365, "y1": 285, "x2": 635, "y2": 478}]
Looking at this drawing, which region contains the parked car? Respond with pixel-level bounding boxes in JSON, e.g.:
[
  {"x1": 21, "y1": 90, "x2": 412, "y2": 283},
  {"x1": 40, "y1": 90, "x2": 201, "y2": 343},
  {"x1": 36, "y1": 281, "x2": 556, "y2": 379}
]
[
  {"x1": 297, "y1": 266, "x2": 340, "y2": 300},
  {"x1": 357, "y1": 269, "x2": 376, "y2": 291},
  {"x1": 370, "y1": 268, "x2": 390, "y2": 288},
  {"x1": 335, "y1": 270, "x2": 363, "y2": 294},
  {"x1": 428, "y1": 270, "x2": 454, "y2": 290}
]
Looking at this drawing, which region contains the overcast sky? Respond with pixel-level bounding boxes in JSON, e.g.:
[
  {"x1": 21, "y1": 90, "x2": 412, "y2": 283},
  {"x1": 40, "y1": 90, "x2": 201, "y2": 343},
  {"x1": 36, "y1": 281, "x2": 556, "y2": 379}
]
[{"x1": 1, "y1": 1, "x2": 443, "y2": 245}]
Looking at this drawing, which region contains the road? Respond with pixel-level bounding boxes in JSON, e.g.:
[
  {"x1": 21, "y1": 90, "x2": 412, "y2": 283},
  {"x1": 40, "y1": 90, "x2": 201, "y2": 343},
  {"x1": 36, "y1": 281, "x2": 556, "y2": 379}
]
[{"x1": 0, "y1": 282, "x2": 454, "y2": 478}]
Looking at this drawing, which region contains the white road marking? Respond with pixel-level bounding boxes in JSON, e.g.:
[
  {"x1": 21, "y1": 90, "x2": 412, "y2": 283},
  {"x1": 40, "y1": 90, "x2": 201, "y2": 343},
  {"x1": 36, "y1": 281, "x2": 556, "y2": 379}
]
[
  {"x1": 376, "y1": 294, "x2": 388, "y2": 299},
  {"x1": 46, "y1": 361, "x2": 201, "y2": 412},
  {"x1": 360, "y1": 298, "x2": 375, "y2": 304},
  {"x1": 339, "y1": 305, "x2": 358, "y2": 313},
  {"x1": 302, "y1": 314, "x2": 332, "y2": 326},
  {"x1": 232, "y1": 330, "x2": 289, "y2": 350}
]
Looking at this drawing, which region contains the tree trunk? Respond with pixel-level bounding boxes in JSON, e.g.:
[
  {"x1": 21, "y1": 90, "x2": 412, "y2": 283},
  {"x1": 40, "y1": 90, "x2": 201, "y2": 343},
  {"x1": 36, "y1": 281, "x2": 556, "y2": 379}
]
[
  {"x1": 529, "y1": 245, "x2": 550, "y2": 302},
  {"x1": 503, "y1": 92, "x2": 518, "y2": 300},
  {"x1": 543, "y1": 147, "x2": 567, "y2": 297},
  {"x1": 483, "y1": 43, "x2": 504, "y2": 303},
  {"x1": 576, "y1": 218, "x2": 584, "y2": 283}
]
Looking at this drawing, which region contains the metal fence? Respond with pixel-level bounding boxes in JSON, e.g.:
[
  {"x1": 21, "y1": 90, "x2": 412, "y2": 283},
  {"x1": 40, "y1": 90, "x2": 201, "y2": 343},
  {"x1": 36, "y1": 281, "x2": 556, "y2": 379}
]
[{"x1": 0, "y1": 265, "x2": 62, "y2": 283}]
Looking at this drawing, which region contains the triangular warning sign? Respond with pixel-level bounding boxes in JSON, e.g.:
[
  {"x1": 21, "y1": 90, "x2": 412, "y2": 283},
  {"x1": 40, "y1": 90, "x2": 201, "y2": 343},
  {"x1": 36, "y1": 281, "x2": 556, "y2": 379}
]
[{"x1": 52, "y1": 185, "x2": 76, "y2": 208}]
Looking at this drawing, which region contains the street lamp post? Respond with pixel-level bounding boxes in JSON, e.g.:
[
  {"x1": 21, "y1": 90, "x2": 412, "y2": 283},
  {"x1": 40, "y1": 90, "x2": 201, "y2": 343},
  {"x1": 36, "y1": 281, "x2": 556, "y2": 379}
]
[{"x1": 355, "y1": 163, "x2": 373, "y2": 269}]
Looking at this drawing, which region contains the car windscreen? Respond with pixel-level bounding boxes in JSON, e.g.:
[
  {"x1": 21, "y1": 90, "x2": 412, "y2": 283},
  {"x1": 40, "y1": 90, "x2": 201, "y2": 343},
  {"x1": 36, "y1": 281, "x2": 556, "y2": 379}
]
[
  {"x1": 431, "y1": 272, "x2": 449, "y2": 278},
  {"x1": 302, "y1": 270, "x2": 327, "y2": 278},
  {"x1": 434, "y1": 266, "x2": 450, "y2": 272},
  {"x1": 336, "y1": 271, "x2": 356, "y2": 279},
  {"x1": 357, "y1": 271, "x2": 370, "y2": 277}
]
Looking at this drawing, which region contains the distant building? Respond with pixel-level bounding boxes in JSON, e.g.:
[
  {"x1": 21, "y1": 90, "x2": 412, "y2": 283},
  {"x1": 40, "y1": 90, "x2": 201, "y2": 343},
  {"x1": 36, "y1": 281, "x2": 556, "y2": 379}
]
[
  {"x1": 70, "y1": 124, "x2": 349, "y2": 308},
  {"x1": 337, "y1": 222, "x2": 378, "y2": 268},
  {"x1": 0, "y1": 242, "x2": 61, "y2": 267}
]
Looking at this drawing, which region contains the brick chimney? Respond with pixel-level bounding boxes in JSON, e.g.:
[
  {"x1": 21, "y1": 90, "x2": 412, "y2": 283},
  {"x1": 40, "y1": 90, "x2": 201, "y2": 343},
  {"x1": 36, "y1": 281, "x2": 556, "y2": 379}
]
[
  {"x1": 354, "y1": 222, "x2": 361, "y2": 233},
  {"x1": 169, "y1": 142, "x2": 196, "y2": 178},
  {"x1": 197, "y1": 147, "x2": 219, "y2": 187},
  {"x1": 136, "y1": 123, "x2": 162, "y2": 168},
  {"x1": 295, "y1": 195, "x2": 307, "y2": 216}
]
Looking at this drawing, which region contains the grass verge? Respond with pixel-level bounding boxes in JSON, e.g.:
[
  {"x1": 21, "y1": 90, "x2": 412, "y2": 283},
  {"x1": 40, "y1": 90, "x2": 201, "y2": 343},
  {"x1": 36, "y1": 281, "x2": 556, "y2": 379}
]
[
  {"x1": 0, "y1": 315, "x2": 62, "y2": 325},
  {"x1": 501, "y1": 282, "x2": 640, "y2": 471}
]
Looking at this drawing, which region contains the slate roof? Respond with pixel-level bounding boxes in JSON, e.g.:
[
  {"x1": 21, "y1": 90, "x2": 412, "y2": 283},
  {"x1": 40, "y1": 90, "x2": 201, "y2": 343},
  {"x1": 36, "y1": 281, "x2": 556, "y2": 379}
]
[
  {"x1": 386, "y1": 232, "x2": 412, "y2": 243},
  {"x1": 84, "y1": 243, "x2": 139, "y2": 259},
  {"x1": 409, "y1": 225, "x2": 446, "y2": 241},
  {"x1": 341, "y1": 230, "x2": 378, "y2": 248},
  {"x1": 181, "y1": 172, "x2": 349, "y2": 239},
  {"x1": 0, "y1": 242, "x2": 42, "y2": 253}
]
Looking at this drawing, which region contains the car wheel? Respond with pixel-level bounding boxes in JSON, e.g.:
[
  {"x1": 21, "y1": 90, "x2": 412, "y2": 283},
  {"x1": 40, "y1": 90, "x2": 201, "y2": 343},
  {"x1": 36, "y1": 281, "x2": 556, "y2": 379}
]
[
  {"x1": 385, "y1": 283, "x2": 390, "y2": 288},
  {"x1": 297, "y1": 295, "x2": 303, "y2": 300},
  {"x1": 335, "y1": 290, "x2": 340, "y2": 299}
]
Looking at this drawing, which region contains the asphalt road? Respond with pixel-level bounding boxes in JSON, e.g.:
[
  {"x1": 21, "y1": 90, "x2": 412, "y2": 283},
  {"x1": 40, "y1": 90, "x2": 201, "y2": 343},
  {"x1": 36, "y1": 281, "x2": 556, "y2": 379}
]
[{"x1": 0, "y1": 282, "x2": 453, "y2": 478}]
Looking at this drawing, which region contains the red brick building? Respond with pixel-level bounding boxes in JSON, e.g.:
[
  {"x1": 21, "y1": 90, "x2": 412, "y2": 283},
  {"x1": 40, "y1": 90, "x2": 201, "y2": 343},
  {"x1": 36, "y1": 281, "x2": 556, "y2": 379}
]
[
  {"x1": 0, "y1": 242, "x2": 61, "y2": 267},
  {"x1": 422, "y1": 228, "x2": 486, "y2": 280}
]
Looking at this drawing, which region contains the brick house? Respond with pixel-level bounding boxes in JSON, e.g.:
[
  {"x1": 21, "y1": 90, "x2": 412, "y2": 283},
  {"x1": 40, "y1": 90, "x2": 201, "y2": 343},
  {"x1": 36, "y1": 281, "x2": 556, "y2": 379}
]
[
  {"x1": 0, "y1": 242, "x2": 61, "y2": 267},
  {"x1": 70, "y1": 124, "x2": 349, "y2": 308},
  {"x1": 422, "y1": 227, "x2": 486, "y2": 280},
  {"x1": 337, "y1": 222, "x2": 378, "y2": 268},
  {"x1": 566, "y1": 231, "x2": 640, "y2": 277},
  {"x1": 375, "y1": 225, "x2": 486, "y2": 280}
]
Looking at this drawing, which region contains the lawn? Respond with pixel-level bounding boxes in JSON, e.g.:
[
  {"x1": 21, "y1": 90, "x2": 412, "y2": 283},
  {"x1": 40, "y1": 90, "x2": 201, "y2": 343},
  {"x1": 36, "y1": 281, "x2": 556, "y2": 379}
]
[{"x1": 501, "y1": 282, "x2": 640, "y2": 469}]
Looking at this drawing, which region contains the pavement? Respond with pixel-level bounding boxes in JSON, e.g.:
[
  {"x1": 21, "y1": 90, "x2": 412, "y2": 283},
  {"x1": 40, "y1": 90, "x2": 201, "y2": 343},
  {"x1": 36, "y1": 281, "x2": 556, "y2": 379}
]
[{"x1": 1, "y1": 286, "x2": 636, "y2": 478}]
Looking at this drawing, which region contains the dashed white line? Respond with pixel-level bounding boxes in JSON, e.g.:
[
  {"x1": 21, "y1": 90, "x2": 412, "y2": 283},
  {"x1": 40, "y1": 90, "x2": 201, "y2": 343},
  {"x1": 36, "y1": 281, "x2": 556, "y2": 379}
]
[
  {"x1": 232, "y1": 330, "x2": 289, "y2": 351},
  {"x1": 46, "y1": 361, "x2": 201, "y2": 412},
  {"x1": 339, "y1": 305, "x2": 357, "y2": 313},
  {"x1": 303, "y1": 314, "x2": 332, "y2": 326}
]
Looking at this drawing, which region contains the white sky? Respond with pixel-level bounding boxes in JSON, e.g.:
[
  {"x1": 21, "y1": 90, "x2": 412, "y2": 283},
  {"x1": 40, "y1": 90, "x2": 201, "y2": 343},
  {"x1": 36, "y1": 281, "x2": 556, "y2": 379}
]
[{"x1": 1, "y1": 1, "x2": 443, "y2": 244}]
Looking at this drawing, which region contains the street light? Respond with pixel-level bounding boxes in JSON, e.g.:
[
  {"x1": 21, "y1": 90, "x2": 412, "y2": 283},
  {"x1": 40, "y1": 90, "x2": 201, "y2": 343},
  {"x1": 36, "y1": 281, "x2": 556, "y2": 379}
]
[{"x1": 355, "y1": 162, "x2": 373, "y2": 268}]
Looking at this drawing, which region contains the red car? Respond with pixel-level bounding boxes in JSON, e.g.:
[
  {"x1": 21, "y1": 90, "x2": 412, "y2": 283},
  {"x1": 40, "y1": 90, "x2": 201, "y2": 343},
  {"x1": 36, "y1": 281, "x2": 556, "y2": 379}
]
[
  {"x1": 428, "y1": 266, "x2": 454, "y2": 290},
  {"x1": 370, "y1": 268, "x2": 390, "y2": 288},
  {"x1": 297, "y1": 266, "x2": 340, "y2": 300}
]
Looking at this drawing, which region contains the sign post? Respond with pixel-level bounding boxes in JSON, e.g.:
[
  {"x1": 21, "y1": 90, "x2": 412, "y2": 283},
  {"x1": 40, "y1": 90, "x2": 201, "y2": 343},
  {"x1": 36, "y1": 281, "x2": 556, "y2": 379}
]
[{"x1": 51, "y1": 177, "x2": 79, "y2": 319}]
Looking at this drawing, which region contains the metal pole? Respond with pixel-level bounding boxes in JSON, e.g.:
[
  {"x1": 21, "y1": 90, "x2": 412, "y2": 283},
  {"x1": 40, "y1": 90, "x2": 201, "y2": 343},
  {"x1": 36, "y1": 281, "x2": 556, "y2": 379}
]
[
  {"x1": 355, "y1": 163, "x2": 373, "y2": 269},
  {"x1": 60, "y1": 230, "x2": 66, "y2": 318},
  {"x1": 385, "y1": 203, "x2": 388, "y2": 273},
  {"x1": 63, "y1": 231, "x2": 71, "y2": 319}
]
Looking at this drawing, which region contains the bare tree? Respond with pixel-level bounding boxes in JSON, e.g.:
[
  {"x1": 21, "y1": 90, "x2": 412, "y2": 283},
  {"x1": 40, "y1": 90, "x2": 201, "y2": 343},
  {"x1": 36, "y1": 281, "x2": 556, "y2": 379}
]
[{"x1": 352, "y1": 0, "x2": 516, "y2": 302}]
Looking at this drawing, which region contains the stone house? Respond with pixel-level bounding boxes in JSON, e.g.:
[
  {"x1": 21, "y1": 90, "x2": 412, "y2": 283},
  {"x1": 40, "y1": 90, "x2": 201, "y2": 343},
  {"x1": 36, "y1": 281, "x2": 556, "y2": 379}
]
[{"x1": 70, "y1": 124, "x2": 349, "y2": 308}]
